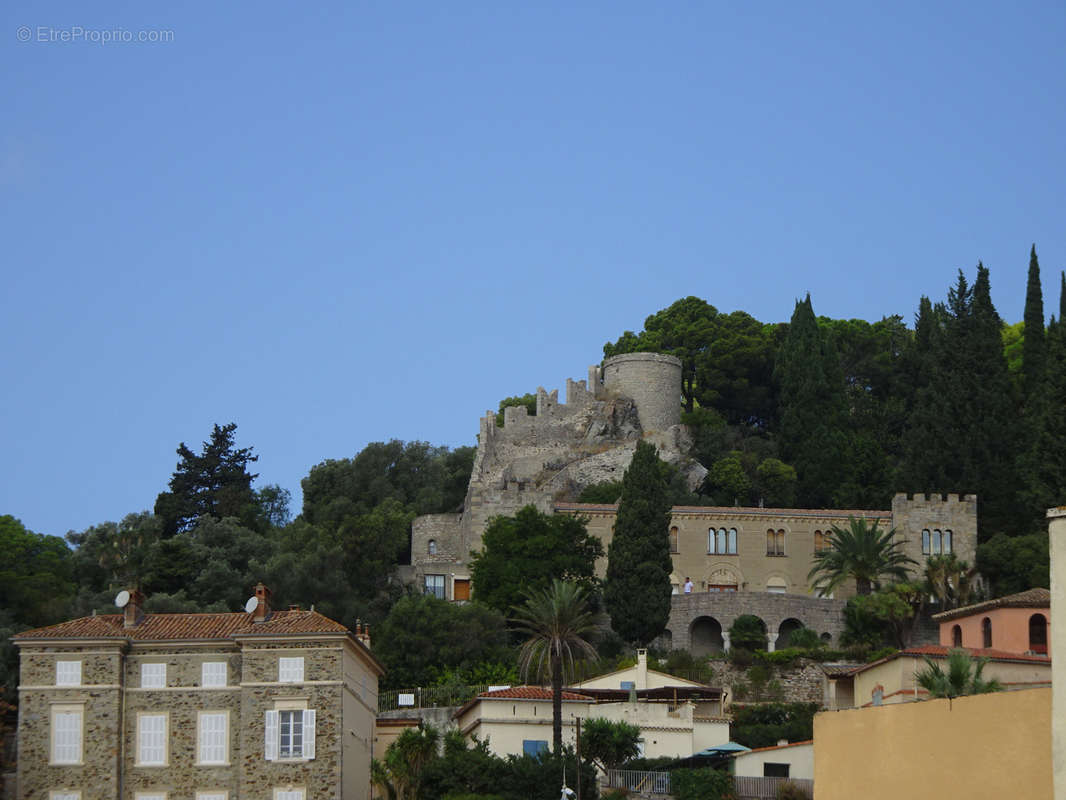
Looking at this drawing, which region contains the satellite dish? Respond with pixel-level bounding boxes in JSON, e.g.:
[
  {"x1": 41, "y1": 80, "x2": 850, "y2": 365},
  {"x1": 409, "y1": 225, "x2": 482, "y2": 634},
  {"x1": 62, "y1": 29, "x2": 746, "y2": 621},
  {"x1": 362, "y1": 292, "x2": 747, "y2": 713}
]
[
  {"x1": 114, "y1": 590, "x2": 130, "y2": 609},
  {"x1": 244, "y1": 596, "x2": 259, "y2": 614}
]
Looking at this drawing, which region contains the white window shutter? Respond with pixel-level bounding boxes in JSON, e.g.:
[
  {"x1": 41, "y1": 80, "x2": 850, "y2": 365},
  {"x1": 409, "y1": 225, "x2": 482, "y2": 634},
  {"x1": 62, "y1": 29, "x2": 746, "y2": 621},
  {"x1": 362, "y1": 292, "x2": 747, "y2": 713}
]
[
  {"x1": 265, "y1": 710, "x2": 279, "y2": 761},
  {"x1": 303, "y1": 709, "x2": 315, "y2": 760}
]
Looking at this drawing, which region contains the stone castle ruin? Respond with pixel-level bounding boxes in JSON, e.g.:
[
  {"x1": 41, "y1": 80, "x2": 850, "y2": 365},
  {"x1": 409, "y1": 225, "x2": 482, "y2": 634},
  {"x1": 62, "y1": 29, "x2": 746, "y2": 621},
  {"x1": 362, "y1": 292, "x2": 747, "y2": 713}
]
[{"x1": 409, "y1": 351, "x2": 977, "y2": 635}]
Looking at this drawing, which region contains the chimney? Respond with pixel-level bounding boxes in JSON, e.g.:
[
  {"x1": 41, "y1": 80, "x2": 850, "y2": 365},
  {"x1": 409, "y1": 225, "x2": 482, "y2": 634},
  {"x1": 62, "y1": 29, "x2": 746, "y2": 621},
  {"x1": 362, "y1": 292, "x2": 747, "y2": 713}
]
[
  {"x1": 354, "y1": 620, "x2": 371, "y2": 649},
  {"x1": 636, "y1": 648, "x2": 648, "y2": 689},
  {"x1": 777, "y1": 739, "x2": 789, "y2": 747},
  {"x1": 253, "y1": 583, "x2": 272, "y2": 623},
  {"x1": 124, "y1": 589, "x2": 146, "y2": 629}
]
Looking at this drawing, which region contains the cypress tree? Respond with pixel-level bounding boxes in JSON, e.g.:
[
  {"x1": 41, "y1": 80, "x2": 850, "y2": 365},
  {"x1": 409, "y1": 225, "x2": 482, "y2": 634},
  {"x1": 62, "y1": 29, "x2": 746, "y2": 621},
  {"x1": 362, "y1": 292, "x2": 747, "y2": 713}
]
[
  {"x1": 774, "y1": 295, "x2": 850, "y2": 507},
  {"x1": 604, "y1": 440, "x2": 673, "y2": 646},
  {"x1": 1022, "y1": 245, "x2": 1046, "y2": 401}
]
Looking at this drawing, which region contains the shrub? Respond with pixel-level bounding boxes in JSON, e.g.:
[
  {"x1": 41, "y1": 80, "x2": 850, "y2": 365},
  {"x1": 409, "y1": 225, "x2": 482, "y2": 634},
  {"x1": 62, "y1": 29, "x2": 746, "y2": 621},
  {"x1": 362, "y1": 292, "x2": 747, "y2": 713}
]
[
  {"x1": 671, "y1": 768, "x2": 737, "y2": 800},
  {"x1": 775, "y1": 781, "x2": 811, "y2": 800},
  {"x1": 729, "y1": 614, "x2": 768, "y2": 651},
  {"x1": 784, "y1": 627, "x2": 821, "y2": 650}
]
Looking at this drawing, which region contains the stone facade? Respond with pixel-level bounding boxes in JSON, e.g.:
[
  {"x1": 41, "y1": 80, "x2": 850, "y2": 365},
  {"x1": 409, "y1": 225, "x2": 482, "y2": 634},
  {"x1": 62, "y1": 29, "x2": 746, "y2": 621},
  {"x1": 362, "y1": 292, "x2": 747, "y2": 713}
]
[{"x1": 13, "y1": 592, "x2": 383, "y2": 800}]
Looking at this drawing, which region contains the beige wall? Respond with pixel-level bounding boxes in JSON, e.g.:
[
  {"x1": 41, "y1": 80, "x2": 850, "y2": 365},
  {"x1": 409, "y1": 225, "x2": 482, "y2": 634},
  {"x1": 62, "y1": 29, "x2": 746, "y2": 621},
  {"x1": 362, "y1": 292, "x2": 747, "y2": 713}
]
[
  {"x1": 814, "y1": 688, "x2": 1052, "y2": 800},
  {"x1": 732, "y1": 743, "x2": 813, "y2": 780},
  {"x1": 573, "y1": 651, "x2": 705, "y2": 691},
  {"x1": 939, "y1": 606, "x2": 1050, "y2": 653},
  {"x1": 1049, "y1": 507, "x2": 1066, "y2": 800},
  {"x1": 850, "y1": 653, "x2": 1051, "y2": 707},
  {"x1": 456, "y1": 698, "x2": 729, "y2": 762}
]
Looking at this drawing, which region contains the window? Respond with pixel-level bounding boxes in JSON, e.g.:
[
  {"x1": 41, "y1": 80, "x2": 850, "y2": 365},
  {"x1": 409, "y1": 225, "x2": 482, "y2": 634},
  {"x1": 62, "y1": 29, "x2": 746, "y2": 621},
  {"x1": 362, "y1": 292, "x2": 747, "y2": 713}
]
[
  {"x1": 56, "y1": 660, "x2": 81, "y2": 687},
  {"x1": 952, "y1": 624, "x2": 962, "y2": 647},
  {"x1": 424, "y1": 574, "x2": 446, "y2": 599},
  {"x1": 135, "y1": 795, "x2": 166, "y2": 800},
  {"x1": 522, "y1": 740, "x2": 548, "y2": 757},
  {"x1": 982, "y1": 617, "x2": 992, "y2": 648},
  {"x1": 943, "y1": 529, "x2": 952, "y2": 553},
  {"x1": 708, "y1": 528, "x2": 737, "y2": 555},
  {"x1": 278, "y1": 657, "x2": 304, "y2": 683},
  {"x1": 51, "y1": 794, "x2": 80, "y2": 800},
  {"x1": 922, "y1": 529, "x2": 953, "y2": 555},
  {"x1": 764, "y1": 763, "x2": 790, "y2": 778},
  {"x1": 766, "y1": 529, "x2": 785, "y2": 556},
  {"x1": 428, "y1": 539, "x2": 437, "y2": 555},
  {"x1": 196, "y1": 794, "x2": 227, "y2": 800},
  {"x1": 202, "y1": 661, "x2": 227, "y2": 688},
  {"x1": 141, "y1": 663, "x2": 166, "y2": 689},
  {"x1": 766, "y1": 578, "x2": 787, "y2": 594},
  {"x1": 669, "y1": 526, "x2": 679, "y2": 553},
  {"x1": 814, "y1": 530, "x2": 830, "y2": 553},
  {"x1": 274, "y1": 790, "x2": 305, "y2": 800},
  {"x1": 51, "y1": 705, "x2": 83, "y2": 765},
  {"x1": 922, "y1": 529, "x2": 930, "y2": 554},
  {"x1": 198, "y1": 711, "x2": 228, "y2": 765},
  {"x1": 620, "y1": 681, "x2": 635, "y2": 690},
  {"x1": 138, "y1": 713, "x2": 168, "y2": 765},
  {"x1": 265, "y1": 709, "x2": 316, "y2": 760}
]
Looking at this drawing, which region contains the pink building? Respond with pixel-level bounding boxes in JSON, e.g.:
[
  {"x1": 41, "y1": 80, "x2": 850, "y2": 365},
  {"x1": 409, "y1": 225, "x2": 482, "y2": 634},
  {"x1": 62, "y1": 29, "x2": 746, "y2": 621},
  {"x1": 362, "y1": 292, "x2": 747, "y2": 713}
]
[{"x1": 932, "y1": 588, "x2": 1050, "y2": 655}]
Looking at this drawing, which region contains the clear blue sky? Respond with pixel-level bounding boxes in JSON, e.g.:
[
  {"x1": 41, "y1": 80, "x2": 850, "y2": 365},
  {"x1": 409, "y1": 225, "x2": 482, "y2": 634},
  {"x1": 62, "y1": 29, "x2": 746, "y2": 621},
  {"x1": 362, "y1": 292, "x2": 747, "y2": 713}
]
[{"x1": 2, "y1": 1, "x2": 1064, "y2": 538}]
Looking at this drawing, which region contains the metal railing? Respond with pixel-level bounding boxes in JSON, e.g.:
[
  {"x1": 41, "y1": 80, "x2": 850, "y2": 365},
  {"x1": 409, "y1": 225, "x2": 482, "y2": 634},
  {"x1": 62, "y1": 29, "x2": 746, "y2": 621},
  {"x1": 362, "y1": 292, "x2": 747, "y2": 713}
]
[
  {"x1": 604, "y1": 770, "x2": 672, "y2": 795},
  {"x1": 733, "y1": 776, "x2": 813, "y2": 799},
  {"x1": 378, "y1": 684, "x2": 490, "y2": 712}
]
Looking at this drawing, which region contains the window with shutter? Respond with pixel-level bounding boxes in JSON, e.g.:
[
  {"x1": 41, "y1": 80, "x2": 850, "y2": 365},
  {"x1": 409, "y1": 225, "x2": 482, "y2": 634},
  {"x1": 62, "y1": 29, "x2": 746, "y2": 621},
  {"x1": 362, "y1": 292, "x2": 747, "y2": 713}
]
[
  {"x1": 51, "y1": 706, "x2": 83, "y2": 764},
  {"x1": 266, "y1": 709, "x2": 316, "y2": 760},
  {"x1": 196, "y1": 794, "x2": 227, "y2": 800},
  {"x1": 264, "y1": 710, "x2": 279, "y2": 761},
  {"x1": 141, "y1": 663, "x2": 166, "y2": 689},
  {"x1": 198, "y1": 712, "x2": 228, "y2": 765},
  {"x1": 273, "y1": 790, "x2": 305, "y2": 800},
  {"x1": 55, "y1": 660, "x2": 81, "y2": 687},
  {"x1": 138, "y1": 713, "x2": 167, "y2": 765},
  {"x1": 278, "y1": 657, "x2": 304, "y2": 683},
  {"x1": 202, "y1": 661, "x2": 227, "y2": 688}
]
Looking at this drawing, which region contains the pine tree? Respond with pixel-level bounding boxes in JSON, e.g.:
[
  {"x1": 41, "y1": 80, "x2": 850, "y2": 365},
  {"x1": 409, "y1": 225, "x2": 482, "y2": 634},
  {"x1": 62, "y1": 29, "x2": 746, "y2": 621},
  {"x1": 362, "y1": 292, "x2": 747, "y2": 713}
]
[
  {"x1": 604, "y1": 440, "x2": 673, "y2": 646},
  {"x1": 1022, "y1": 245, "x2": 1046, "y2": 401},
  {"x1": 773, "y1": 295, "x2": 849, "y2": 507}
]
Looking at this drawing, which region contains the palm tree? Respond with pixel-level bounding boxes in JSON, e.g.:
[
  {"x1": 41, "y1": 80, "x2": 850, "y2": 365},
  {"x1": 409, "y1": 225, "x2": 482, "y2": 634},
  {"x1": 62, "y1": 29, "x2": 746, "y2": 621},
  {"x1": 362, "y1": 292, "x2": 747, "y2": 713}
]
[
  {"x1": 807, "y1": 516, "x2": 918, "y2": 596},
  {"x1": 370, "y1": 723, "x2": 440, "y2": 800},
  {"x1": 924, "y1": 553, "x2": 981, "y2": 609},
  {"x1": 915, "y1": 648, "x2": 1004, "y2": 699},
  {"x1": 511, "y1": 579, "x2": 599, "y2": 754}
]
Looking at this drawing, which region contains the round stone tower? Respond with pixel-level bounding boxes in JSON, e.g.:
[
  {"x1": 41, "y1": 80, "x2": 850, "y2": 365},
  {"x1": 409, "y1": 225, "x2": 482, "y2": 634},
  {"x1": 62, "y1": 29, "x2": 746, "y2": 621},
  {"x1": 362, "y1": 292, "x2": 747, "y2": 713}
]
[{"x1": 601, "y1": 352, "x2": 682, "y2": 432}]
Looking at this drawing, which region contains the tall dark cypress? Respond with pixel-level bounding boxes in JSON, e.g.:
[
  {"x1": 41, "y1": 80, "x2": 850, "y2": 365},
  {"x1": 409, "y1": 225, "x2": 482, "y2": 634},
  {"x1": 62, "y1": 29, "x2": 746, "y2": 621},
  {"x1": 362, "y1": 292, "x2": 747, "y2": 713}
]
[
  {"x1": 773, "y1": 295, "x2": 849, "y2": 507},
  {"x1": 1022, "y1": 245, "x2": 1046, "y2": 401},
  {"x1": 604, "y1": 440, "x2": 674, "y2": 646}
]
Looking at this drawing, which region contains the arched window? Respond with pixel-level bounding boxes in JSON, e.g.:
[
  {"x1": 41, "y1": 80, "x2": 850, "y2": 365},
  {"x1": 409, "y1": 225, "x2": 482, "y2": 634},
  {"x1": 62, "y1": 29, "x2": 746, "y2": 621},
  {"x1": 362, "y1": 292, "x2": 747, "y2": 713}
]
[
  {"x1": 717, "y1": 528, "x2": 728, "y2": 554},
  {"x1": 922, "y1": 529, "x2": 931, "y2": 555},
  {"x1": 766, "y1": 529, "x2": 776, "y2": 555},
  {"x1": 952, "y1": 624, "x2": 962, "y2": 647},
  {"x1": 428, "y1": 539, "x2": 437, "y2": 555},
  {"x1": 1029, "y1": 613, "x2": 1048, "y2": 654},
  {"x1": 727, "y1": 528, "x2": 738, "y2": 554},
  {"x1": 669, "y1": 526, "x2": 679, "y2": 553},
  {"x1": 814, "y1": 530, "x2": 825, "y2": 552},
  {"x1": 982, "y1": 617, "x2": 992, "y2": 649},
  {"x1": 931, "y1": 529, "x2": 942, "y2": 554},
  {"x1": 708, "y1": 528, "x2": 736, "y2": 555},
  {"x1": 943, "y1": 530, "x2": 953, "y2": 553}
]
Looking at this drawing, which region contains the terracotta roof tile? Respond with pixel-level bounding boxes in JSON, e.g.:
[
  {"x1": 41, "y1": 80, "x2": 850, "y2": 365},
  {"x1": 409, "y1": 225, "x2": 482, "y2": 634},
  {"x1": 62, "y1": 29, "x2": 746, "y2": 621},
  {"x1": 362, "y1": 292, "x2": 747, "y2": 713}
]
[
  {"x1": 478, "y1": 686, "x2": 593, "y2": 701},
  {"x1": 555, "y1": 503, "x2": 891, "y2": 519},
  {"x1": 931, "y1": 588, "x2": 1051, "y2": 621},
  {"x1": 13, "y1": 609, "x2": 350, "y2": 642}
]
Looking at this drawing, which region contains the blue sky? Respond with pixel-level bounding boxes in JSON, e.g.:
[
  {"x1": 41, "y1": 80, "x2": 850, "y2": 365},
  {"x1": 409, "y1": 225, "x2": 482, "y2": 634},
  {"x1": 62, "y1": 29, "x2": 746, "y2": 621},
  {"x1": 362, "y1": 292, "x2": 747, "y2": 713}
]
[{"x1": 2, "y1": 1, "x2": 1064, "y2": 538}]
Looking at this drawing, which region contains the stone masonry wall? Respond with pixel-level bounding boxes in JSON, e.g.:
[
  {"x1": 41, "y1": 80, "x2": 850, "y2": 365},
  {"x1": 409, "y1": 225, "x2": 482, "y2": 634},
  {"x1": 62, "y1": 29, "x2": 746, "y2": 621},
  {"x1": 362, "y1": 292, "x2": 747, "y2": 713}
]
[{"x1": 710, "y1": 660, "x2": 827, "y2": 706}]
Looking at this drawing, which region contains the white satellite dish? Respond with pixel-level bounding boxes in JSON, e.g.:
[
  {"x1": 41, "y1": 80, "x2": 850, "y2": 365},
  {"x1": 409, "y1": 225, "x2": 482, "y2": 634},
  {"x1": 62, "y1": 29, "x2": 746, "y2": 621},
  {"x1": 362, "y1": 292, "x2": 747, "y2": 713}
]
[
  {"x1": 114, "y1": 590, "x2": 130, "y2": 609},
  {"x1": 244, "y1": 596, "x2": 259, "y2": 614}
]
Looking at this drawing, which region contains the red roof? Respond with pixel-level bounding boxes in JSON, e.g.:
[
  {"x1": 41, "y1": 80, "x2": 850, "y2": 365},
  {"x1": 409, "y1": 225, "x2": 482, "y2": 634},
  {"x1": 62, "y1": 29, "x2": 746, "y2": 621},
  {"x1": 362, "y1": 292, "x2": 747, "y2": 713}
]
[
  {"x1": 556, "y1": 502, "x2": 891, "y2": 519},
  {"x1": 740, "y1": 740, "x2": 813, "y2": 755},
  {"x1": 931, "y1": 588, "x2": 1051, "y2": 621},
  {"x1": 13, "y1": 609, "x2": 351, "y2": 642},
  {"x1": 477, "y1": 686, "x2": 594, "y2": 701}
]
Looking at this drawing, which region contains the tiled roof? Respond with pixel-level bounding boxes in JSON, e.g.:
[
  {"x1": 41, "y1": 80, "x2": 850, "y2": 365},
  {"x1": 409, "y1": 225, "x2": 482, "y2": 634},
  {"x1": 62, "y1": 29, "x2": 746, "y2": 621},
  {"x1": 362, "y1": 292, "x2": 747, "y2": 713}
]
[
  {"x1": 13, "y1": 609, "x2": 351, "y2": 642},
  {"x1": 850, "y1": 645, "x2": 1051, "y2": 675},
  {"x1": 738, "y1": 740, "x2": 813, "y2": 755},
  {"x1": 556, "y1": 502, "x2": 891, "y2": 519},
  {"x1": 477, "y1": 686, "x2": 594, "y2": 701},
  {"x1": 931, "y1": 588, "x2": 1051, "y2": 621}
]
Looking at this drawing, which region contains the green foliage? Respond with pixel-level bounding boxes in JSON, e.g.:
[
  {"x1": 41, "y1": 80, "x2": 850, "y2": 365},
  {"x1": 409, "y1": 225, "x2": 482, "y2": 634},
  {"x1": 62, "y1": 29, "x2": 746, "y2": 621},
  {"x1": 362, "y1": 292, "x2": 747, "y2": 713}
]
[
  {"x1": 605, "y1": 441, "x2": 673, "y2": 646},
  {"x1": 578, "y1": 481, "x2": 624, "y2": 504},
  {"x1": 924, "y1": 554, "x2": 980, "y2": 610},
  {"x1": 1022, "y1": 245, "x2": 1046, "y2": 401},
  {"x1": 496, "y1": 394, "x2": 538, "y2": 426},
  {"x1": 728, "y1": 615, "x2": 767, "y2": 651},
  {"x1": 375, "y1": 594, "x2": 512, "y2": 689},
  {"x1": 729, "y1": 703, "x2": 819, "y2": 749},
  {"x1": 670, "y1": 768, "x2": 737, "y2": 800},
  {"x1": 840, "y1": 584, "x2": 923, "y2": 649},
  {"x1": 373, "y1": 723, "x2": 441, "y2": 800},
  {"x1": 754, "y1": 458, "x2": 797, "y2": 507},
  {"x1": 808, "y1": 517, "x2": 917, "y2": 596},
  {"x1": 581, "y1": 717, "x2": 642, "y2": 772},
  {"x1": 707, "y1": 454, "x2": 752, "y2": 505},
  {"x1": 512, "y1": 580, "x2": 599, "y2": 754},
  {"x1": 0, "y1": 515, "x2": 74, "y2": 628},
  {"x1": 470, "y1": 506, "x2": 604, "y2": 615},
  {"x1": 915, "y1": 648, "x2": 1004, "y2": 699},
  {"x1": 154, "y1": 422, "x2": 262, "y2": 536},
  {"x1": 776, "y1": 781, "x2": 812, "y2": 800},
  {"x1": 732, "y1": 664, "x2": 784, "y2": 702},
  {"x1": 782, "y1": 627, "x2": 821, "y2": 650},
  {"x1": 977, "y1": 532, "x2": 1049, "y2": 597}
]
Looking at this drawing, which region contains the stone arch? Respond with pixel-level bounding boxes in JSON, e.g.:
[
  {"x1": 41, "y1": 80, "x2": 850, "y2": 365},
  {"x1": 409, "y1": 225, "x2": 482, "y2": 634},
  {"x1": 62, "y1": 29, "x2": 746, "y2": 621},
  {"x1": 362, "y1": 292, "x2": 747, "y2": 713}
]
[
  {"x1": 777, "y1": 618, "x2": 804, "y2": 648},
  {"x1": 690, "y1": 616, "x2": 725, "y2": 655},
  {"x1": 706, "y1": 564, "x2": 741, "y2": 593},
  {"x1": 765, "y1": 574, "x2": 788, "y2": 594}
]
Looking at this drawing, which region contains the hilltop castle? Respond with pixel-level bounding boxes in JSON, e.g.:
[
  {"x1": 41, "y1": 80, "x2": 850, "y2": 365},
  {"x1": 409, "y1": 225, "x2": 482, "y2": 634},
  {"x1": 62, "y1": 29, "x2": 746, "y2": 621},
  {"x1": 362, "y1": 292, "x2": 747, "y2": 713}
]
[{"x1": 407, "y1": 353, "x2": 977, "y2": 626}]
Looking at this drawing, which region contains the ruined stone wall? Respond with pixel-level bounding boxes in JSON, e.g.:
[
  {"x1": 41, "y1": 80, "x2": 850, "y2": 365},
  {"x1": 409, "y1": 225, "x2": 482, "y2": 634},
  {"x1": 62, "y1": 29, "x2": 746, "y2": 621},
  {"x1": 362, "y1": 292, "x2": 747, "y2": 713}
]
[{"x1": 601, "y1": 352, "x2": 682, "y2": 433}]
